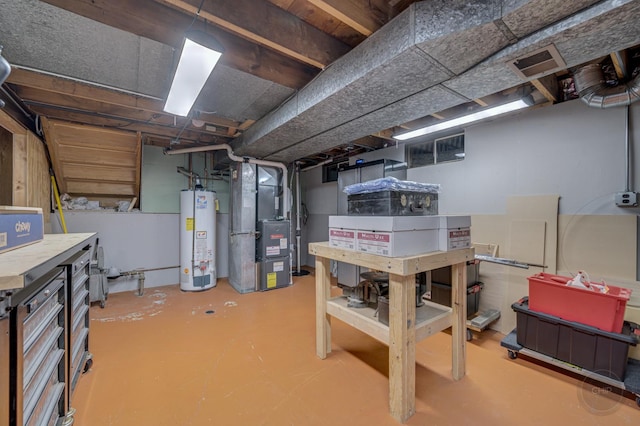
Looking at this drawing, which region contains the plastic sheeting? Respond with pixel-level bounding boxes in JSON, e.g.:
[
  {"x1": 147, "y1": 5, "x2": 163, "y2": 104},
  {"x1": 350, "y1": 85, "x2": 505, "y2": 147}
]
[{"x1": 343, "y1": 176, "x2": 440, "y2": 195}]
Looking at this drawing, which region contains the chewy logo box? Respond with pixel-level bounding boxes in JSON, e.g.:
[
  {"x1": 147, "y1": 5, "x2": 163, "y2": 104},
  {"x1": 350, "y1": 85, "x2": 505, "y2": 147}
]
[{"x1": 0, "y1": 206, "x2": 44, "y2": 254}]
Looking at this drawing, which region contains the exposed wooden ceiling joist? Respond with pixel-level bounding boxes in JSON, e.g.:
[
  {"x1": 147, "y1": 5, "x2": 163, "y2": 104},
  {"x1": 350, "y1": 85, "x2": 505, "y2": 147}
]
[
  {"x1": 30, "y1": 104, "x2": 222, "y2": 143},
  {"x1": 157, "y1": 0, "x2": 350, "y2": 69},
  {"x1": 40, "y1": 0, "x2": 318, "y2": 89},
  {"x1": 267, "y1": 0, "x2": 368, "y2": 48},
  {"x1": 307, "y1": 0, "x2": 385, "y2": 36},
  {"x1": 531, "y1": 75, "x2": 559, "y2": 103},
  {"x1": 6, "y1": 67, "x2": 241, "y2": 133}
]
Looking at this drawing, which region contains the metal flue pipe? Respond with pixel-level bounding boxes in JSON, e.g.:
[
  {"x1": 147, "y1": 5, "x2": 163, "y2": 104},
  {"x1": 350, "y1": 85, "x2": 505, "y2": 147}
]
[
  {"x1": 165, "y1": 144, "x2": 290, "y2": 218},
  {"x1": 573, "y1": 64, "x2": 638, "y2": 193},
  {"x1": 0, "y1": 46, "x2": 11, "y2": 108},
  {"x1": 573, "y1": 63, "x2": 640, "y2": 109}
]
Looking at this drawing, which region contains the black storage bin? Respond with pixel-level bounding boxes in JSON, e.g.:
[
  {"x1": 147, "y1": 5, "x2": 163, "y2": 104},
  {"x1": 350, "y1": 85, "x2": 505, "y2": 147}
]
[
  {"x1": 429, "y1": 281, "x2": 483, "y2": 318},
  {"x1": 378, "y1": 296, "x2": 389, "y2": 326},
  {"x1": 512, "y1": 297, "x2": 638, "y2": 380},
  {"x1": 430, "y1": 262, "x2": 479, "y2": 287},
  {"x1": 347, "y1": 190, "x2": 438, "y2": 216}
]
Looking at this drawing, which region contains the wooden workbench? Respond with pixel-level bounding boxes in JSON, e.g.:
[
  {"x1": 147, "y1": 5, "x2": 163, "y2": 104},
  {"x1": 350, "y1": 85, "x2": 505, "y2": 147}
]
[
  {"x1": 0, "y1": 233, "x2": 97, "y2": 290},
  {"x1": 308, "y1": 242, "x2": 474, "y2": 423}
]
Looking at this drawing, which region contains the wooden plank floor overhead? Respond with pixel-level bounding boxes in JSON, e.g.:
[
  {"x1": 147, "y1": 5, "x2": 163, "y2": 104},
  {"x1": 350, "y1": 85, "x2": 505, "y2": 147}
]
[{"x1": 42, "y1": 117, "x2": 141, "y2": 199}]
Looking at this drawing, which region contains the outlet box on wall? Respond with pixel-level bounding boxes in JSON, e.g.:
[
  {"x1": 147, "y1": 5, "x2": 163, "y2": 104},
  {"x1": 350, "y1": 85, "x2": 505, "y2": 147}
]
[{"x1": 614, "y1": 192, "x2": 638, "y2": 207}]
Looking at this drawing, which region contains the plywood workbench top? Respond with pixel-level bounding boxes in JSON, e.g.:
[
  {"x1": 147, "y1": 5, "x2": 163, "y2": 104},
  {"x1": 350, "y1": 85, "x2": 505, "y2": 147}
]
[{"x1": 0, "y1": 232, "x2": 96, "y2": 290}]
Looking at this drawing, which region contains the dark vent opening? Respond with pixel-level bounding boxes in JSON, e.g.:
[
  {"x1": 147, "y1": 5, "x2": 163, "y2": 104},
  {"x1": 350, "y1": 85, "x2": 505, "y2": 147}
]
[
  {"x1": 515, "y1": 50, "x2": 553, "y2": 70},
  {"x1": 508, "y1": 45, "x2": 566, "y2": 80}
]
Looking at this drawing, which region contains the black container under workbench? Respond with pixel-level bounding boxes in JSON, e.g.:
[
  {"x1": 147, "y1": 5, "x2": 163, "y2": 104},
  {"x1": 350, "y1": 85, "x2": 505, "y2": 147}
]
[
  {"x1": 347, "y1": 190, "x2": 438, "y2": 216},
  {"x1": 429, "y1": 281, "x2": 483, "y2": 318},
  {"x1": 512, "y1": 297, "x2": 638, "y2": 380}
]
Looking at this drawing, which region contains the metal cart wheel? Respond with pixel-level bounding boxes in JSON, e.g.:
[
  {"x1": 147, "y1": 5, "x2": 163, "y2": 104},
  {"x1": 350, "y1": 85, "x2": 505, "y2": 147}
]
[
  {"x1": 466, "y1": 329, "x2": 473, "y2": 341},
  {"x1": 636, "y1": 396, "x2": 640, "y2": 408},
  {"x1": 100, "y1": 300, "x2": 105, "y2": 309},
  {"x1": 83, "y1": 358, "x2": 93, "y2": 373},
  {"x1": 507, "y1": 350, "x2": 518, "y2": 360}
]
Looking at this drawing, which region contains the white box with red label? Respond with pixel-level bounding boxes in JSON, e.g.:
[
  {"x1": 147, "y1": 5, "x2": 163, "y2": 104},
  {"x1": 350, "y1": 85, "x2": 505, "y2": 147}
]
[
  {"x1": 354, "y1": 216, "x2": 441, "y2": 257},
  {"x1": 328, "y1": 215, "x2": 471, "y2": 257},
  {"x1": 328, "y1": 216, "x2": 356, "y2": 250},
  {"x1": 437, "y1": 215, "x2": 472, "y2": 251}
]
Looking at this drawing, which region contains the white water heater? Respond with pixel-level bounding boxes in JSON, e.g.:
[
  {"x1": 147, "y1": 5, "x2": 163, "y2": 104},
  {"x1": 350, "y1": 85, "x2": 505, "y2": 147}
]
[{"x1": 180, "y1": 189, "x2": 216, "y2": 291}]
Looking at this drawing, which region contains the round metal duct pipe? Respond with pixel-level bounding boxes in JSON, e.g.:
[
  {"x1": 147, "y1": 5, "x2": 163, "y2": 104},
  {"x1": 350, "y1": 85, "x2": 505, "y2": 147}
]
[
  {"x1": 0, "y1": 46, "x2": 11, "y2": 108},
  {"x1": 573, "y1": 63, "x2": 640, "y2": 108}
]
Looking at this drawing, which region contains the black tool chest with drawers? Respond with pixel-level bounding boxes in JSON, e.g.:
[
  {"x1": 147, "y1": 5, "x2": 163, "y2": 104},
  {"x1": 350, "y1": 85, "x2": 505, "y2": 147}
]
[{"x1": 0, "y1": 233, "x2": 96, "y2": 426}]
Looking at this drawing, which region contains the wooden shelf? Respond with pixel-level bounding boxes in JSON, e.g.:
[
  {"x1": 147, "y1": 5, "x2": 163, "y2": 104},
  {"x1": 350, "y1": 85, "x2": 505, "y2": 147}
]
[
  {"x1": 327, "y1": 297, "x2": 452, "y2": 345},
  {"x1": 309, "y1": 241, "x2": 473, "y2": 276},
  {"x1": 310, "y1": 241, "x2": 473, "y2": 423}
]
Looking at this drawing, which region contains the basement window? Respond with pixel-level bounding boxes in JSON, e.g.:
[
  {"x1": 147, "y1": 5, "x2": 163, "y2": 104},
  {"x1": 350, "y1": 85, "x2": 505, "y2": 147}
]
[
  {"x1": 322, "y1": 161, "x2": 347, "y2": 183},
  {"x1": 406, "y1": 133, "x2": 464, "y2": 168}
]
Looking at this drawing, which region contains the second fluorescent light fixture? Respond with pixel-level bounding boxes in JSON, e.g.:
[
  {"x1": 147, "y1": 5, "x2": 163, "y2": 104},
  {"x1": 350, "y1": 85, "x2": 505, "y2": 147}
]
[
  {"x1": 393, "y1": 98, "x2": 532, "y2": 141},
  {"x1": 163, "y1": 31, "x2": 223, "y2": 117}
]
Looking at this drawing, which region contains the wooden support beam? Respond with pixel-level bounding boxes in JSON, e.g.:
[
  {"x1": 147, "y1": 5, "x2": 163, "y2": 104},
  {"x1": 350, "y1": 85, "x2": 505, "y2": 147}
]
[
  {"x1": 307, "y1": 0, "x2": 382, "y2": 36},
  {"x1": 315, "y1": 256, "x2": 332, "y2": 358},
  {"x1": 7, "y1": 68, "x2": 241, "y2": 131},
  {"x1": 40, "y1": 0, "x2": 318, "y2": 89},
  {"x1": 31, "y1": 105, "x2": 220, "y2": 144},
  {"x1": 611, "y1": 51, "x2": 628, "y2": 80},
  {"x1": 238, "y1": 119, "x2": 256, "y2": 131},
  {"x1": 388, "y1": 272, "x2": 416, "y2": 422},
  {"x1": 372, "y1": 129, "x2": 395, "y2": 140},
  {"x1": 451, "y1": 262, "x2": 467, "y2": 380},
  {"x1": 159, "y1": 0, "x2": 350, "y2": 68},
  {"x1": 0, "y1": 109, "x2": 28, "y2": 135},
  {"x1": 531, "y1": 75, "x2": 559, "y2": 103},
  {"x1": 473, "y1": 98, "x2": 489, "y2": 107}
]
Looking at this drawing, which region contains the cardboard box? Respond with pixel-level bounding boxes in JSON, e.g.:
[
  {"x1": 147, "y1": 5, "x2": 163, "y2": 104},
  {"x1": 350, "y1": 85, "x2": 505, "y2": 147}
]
[
  {"x1": 355, "y1": 216, "x2": 440, "y2": 257},
  {"x1": 329, "y1": 229, "x2": 356, "y2": 250},
  {"x1": 0, "y1": 206, "x2": 44, "y2": 254},
  {"x1": 437, "y1": 215, "x2": 471, "y2": 251},
  {"x1": 329, "y1": 215, "x2": 472, "y2": 257},
  {"x1": 328, "y1": 216, "x2": 356, "y2": 250}
]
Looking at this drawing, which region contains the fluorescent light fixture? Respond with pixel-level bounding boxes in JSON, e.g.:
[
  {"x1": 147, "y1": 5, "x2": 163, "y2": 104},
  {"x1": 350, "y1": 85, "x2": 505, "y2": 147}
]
[
  {"x1": 164, "y1": 31, "x2": 223, "y2": 117},
  {"x1": 393, "y1": 98, "x2": 532, "y2": 141}
]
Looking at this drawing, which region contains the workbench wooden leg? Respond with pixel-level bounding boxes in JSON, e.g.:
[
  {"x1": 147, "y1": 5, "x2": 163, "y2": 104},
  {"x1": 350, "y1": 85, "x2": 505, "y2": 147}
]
[
  {"x1": 388, "y1": 273, "x2": 416, "y2": 422},
  {"x1": 315, "y1": 256, "x2": 331, "y2": 359},
  {"x1": 451, "y1": 262, "x2": 467, "y2": 380}
]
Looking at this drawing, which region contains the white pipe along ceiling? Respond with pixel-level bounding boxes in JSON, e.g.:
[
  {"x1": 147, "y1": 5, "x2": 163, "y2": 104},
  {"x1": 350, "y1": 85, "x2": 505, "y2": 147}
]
[
  {"x1": 231, "y1": 0, "x2": 640, "y2": 164},
  {"x1": 165, "y1": 144, "x2": 290, "y2": 218}
]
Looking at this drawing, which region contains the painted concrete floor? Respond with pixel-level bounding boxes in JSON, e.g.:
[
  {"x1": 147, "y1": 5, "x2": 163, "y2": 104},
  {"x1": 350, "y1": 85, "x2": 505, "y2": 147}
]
[{"x1": 72, "y1": 271, "x2": 640, "y2": 425}]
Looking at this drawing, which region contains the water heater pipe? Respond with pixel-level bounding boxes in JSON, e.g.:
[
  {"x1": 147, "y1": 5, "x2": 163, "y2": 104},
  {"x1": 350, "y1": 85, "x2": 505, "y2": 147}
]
[
  {"x1": 165, "y1": 144, "x2": 289, "y2": 218},
  {"x1": 292, "y1": 162, "x2": 309, "y2": 276}
]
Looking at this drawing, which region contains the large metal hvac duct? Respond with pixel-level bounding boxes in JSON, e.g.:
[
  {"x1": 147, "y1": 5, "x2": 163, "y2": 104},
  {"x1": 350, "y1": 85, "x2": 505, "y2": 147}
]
[
  {"x1": 0, "y1": 46, "x2": 10, "y2": 108},
  {"x1": 573, "y1": 63, "x2": 640, "y2": 108},
  {"x1": 0, "y1": 48, "x2": 9, "y2": 84},
  {"x1": 232, "y1": 0, "x2": 640, "y2": 164}
]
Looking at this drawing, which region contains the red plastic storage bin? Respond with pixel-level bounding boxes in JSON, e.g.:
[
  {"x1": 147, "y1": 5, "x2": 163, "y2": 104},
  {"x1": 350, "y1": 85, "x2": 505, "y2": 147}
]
[{"x1": 528, "y1": 272, "x2": 632, "y2": 333}]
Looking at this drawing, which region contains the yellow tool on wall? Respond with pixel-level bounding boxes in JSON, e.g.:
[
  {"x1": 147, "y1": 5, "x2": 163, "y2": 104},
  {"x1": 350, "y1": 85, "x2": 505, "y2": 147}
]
[{"x1": 51, "y1": 174, "x2": 67, "y2": 234}]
